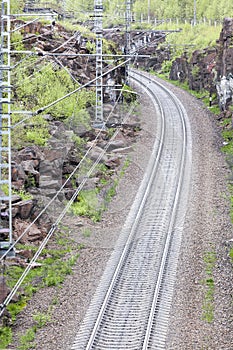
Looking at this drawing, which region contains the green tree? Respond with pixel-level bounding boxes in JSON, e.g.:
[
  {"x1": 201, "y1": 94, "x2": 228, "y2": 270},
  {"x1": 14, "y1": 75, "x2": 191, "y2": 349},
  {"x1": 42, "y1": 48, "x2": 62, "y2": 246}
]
[
  {"x1": 11, "y1": 0, "x2": 24, "y2": 13},
  {"x1": 14, "y1": 61, "x2": 93, "y2": 120}
]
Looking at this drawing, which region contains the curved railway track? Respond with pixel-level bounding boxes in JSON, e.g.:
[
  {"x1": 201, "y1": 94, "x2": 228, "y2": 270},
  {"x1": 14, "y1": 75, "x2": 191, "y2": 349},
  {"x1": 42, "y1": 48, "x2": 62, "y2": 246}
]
[{"x1": 71, "y1": 71, "x2": 192, "y2": 350}]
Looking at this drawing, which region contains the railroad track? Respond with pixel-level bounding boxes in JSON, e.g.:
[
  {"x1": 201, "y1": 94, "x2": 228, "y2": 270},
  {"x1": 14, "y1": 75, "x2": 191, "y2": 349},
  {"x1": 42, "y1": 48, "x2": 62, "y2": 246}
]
[{"x1": 71, "y1": 70, "x2": 192, "y2": 350}]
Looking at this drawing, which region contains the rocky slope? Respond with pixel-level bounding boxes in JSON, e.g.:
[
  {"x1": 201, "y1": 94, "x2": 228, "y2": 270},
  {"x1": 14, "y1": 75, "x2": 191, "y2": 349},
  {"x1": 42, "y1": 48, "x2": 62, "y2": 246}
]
[
  {"x1": 0, "y1": 20, "x2": 140, "y2": 243},
  {"x1": 169, "y1": 18, "x2": 233, "y2": 111},
  {"x1": 0, "y1": 19, "x2": 142, "y2": 321}
]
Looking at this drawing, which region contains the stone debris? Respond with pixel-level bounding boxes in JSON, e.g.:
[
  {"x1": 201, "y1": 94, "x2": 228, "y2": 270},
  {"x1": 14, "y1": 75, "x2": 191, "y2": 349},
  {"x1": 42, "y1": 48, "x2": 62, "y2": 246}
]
[{"x1": 13, "y1": 218, "x2": 45, "y2": 243}]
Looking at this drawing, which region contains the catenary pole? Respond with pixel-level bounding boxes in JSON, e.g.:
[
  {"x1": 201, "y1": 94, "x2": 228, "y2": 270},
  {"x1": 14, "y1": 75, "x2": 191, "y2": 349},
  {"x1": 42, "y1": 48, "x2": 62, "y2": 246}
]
[
  {"x1": 94, "y1": 0, "x2": 104, "y2": 128},
  {"x1": 125, "y1": 0, "x2": 131, "y2": 81},
  {"x1": 0, "y1": 0, "x2": 12, "y2": 253}
]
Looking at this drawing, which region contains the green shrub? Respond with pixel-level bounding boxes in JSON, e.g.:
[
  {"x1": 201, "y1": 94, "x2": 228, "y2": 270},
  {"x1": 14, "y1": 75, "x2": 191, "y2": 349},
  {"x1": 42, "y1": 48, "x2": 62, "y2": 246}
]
[
  {"x1": 105, "y1": 179, "x2": 118, "y2": 203},
  {"x1": 0, "y1": 327, "x2": 12, "y2": 349},
  {"x1": 14, "y1": 60, "x2": 95, "y2": 121},
  {"x1": 65, "y1": 109, "x2": 91, "y2": 131},
  {"x1": 71, "y1": 189, "x2": 102, "y2": 222},
  {"x1": 122, "y1": 84, "x2": 137, "y2": 102},
  {"x1": 11, "y1": 0, "x2": 24, "y2": 13},
  {"x1": 33, "y1": 311, "x2": 51, "y2": 328},
  {"x1": 7, "y1": 297, "x2": 28, "y2": 322},
  {"x1": 3, "y1": 236, "x2": 81, "y2": 349},
  {"x1": 18, "y1": 328, "x2": 36, "y2": 350},
  {"x1": 161, "y1": 60, "x2": 172, "y2": 74}
]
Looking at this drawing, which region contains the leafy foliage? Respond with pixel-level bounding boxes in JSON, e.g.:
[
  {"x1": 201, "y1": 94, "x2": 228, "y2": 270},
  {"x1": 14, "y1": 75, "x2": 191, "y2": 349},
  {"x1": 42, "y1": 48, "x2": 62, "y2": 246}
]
[
  {"x1": 15, "y1": 62, "x2": 76, "y2": 117},
  {"x1": 11, "y1": 114, "x2": 50, "y2": 149},
  {"x1": 13, "y1": 0, "x2": 233, "y2": 24},
  {"x1": 11, "y1": 54, "x2": 94, "y2": 148},
  {"x1": 105, "y1": 179, "x2": 118, "y2": 203},
  {"x1": 0, "y1": 327, "x2": 12, "y2": 349},
  {"x1": 65, "y1": 109, "x2": 91, "y2": 131},
  {"x1": 230, "y1": 248, "x2": 233, "y2": 262},
  {"x1": 11, "y1": 0, "x2": 24, "y2": 13},
  {"x1": 57, "y1": 0, "x2": 93, "y2": 12},
  {"x1": 18, "y1": 328, "x2": 36, "y2": 350},
  {"x1": 33, "y1": 310, "x2": 51, "y2": 328},
  {"x1": 64, "y1": 0, "x2": 223, "y2": 21},
  {"x1": 71, "y1": 189, "x2": 102, "y2": 222},
  {"x1": 161, "y1": 23, "x2": 222, "y2": 58},
  {"x1": 122, "y1": 84, "x2": 137, "y2": 102},
  {"x1": 132, "y1": 0, "x2": 233, "y2": 21},
  {"x1": 3, "y1": 232, "x2": 82, "y2": 344}
]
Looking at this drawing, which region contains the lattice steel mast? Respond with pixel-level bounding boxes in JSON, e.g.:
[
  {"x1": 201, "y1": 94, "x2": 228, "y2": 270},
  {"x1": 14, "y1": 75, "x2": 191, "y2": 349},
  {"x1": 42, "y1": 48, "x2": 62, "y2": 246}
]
[
  {"x1": 94, "y1": 0, "x2": 104, "y2": 128},
  {"x1": 0, "y1": 0, "x2": 12, "y2": 251},
  {"x1": 125, "y1": 0, "x2": 131, "y2": 80}
]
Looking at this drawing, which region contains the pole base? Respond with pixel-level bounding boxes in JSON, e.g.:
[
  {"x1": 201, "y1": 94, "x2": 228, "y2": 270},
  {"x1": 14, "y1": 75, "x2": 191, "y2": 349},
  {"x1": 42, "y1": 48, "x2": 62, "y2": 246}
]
[
  {"x1": 92, "y1": 121, "x2": 106, "y2": 130},
  {"x1": 0, "y1": 242, "x2": 15, "y2": 257}
]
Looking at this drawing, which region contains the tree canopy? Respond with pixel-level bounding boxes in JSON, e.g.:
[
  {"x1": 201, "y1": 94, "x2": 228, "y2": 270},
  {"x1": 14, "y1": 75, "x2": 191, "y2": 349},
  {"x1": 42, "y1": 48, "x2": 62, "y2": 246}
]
[{"x1": 11, "y1": 0, "x2": 233, "y2": 22}]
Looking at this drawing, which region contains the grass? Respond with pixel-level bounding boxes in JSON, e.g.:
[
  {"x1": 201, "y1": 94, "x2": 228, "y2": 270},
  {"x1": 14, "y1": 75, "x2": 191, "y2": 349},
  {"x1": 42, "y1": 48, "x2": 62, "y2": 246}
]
[
  {"x1": 18, "y1": 328, "x2": 36, "y2": 350},
  {"x1": 158, "y1": 22, "x2": 222, "y2": 58},
  {"x1": 0, "y1": 327, "x2": 12, "y2": 349},
  {"x1": 230, "y1": 249, "x2": 233, "y2": 263},
  {"x1": 229, "y1": 185, "x2": 233, "y2": 230},
  {"x1": 120, "y1": 157, "x2": 130, "y2": 175},
  {"x1": 105, "y1": 180, "x2": 117, "y2": 202},
  {"x1": 70, "y1": 189, "x2": 102, "y2": 222},
  {"x1": 6, "y1": 297, "x2": 28, "y2": 323},
  {"x1": 195, "y1": 102, "x2": 233, "y2": 319},
  {"x1": 2, "y1": 229, "x2": 82, "y2": 349},
  {"x1": 33, "y1": 309, "x2": 52, "y2": 328},
  {"x1": 82, "y1": 227, "x2": 91, "y2": 237},
  {"x1": 16, "y1": 299, "x2": 59, "y2": 349},
  {"x1": 1, "y1": 185, "x2": 33, "y2": 200},
  {"x1": 144, "y1": 56, "x2": 233, "y2": 330},
  {"x1": 70, "y1": 158, "x2": 131, "y2": 222},
  {"x1": 160, "y1": 68, "x2": 233, "y2": 320},
  {"x1": 43, "y1": 254, "x2": 79, "y2": 287},
  {"x1": 17, "y1": 310, "x2": 52, "y2": 350},
  {"x1": 202, "y1": 250, "x2": 216, "y2": 323}
]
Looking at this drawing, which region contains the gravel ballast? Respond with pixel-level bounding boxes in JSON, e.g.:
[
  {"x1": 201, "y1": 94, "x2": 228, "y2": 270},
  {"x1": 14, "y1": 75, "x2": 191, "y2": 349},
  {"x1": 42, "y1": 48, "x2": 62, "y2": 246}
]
[
  {"x1": 161, "y1": 79, "x2": 233, "y2": 350},
  {"x1": 7, "y1": 76, "x2": 233, "y2": 350}
]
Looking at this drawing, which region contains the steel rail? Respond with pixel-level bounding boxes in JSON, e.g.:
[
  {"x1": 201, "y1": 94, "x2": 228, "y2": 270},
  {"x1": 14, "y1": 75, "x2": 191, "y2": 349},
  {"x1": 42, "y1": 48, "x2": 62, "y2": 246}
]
[
  {"x1": 142, "y1": 72, "x2": 191, "y2": 349},
  {"x1": 71, "y1": 71, "x2": 191, "y2": 349},
  {"x1": 128, "y1": 70, "x2": 191, "y2": 349},
  {"x1": 85, "y1": 73, "x2": 166, "y2": 349},
  {"x1": 71, "y1": 72, "x2": 165, "y2": 350},
  {"x1": 132, "y1": 70, "x2": 188, "y2": 349}
]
